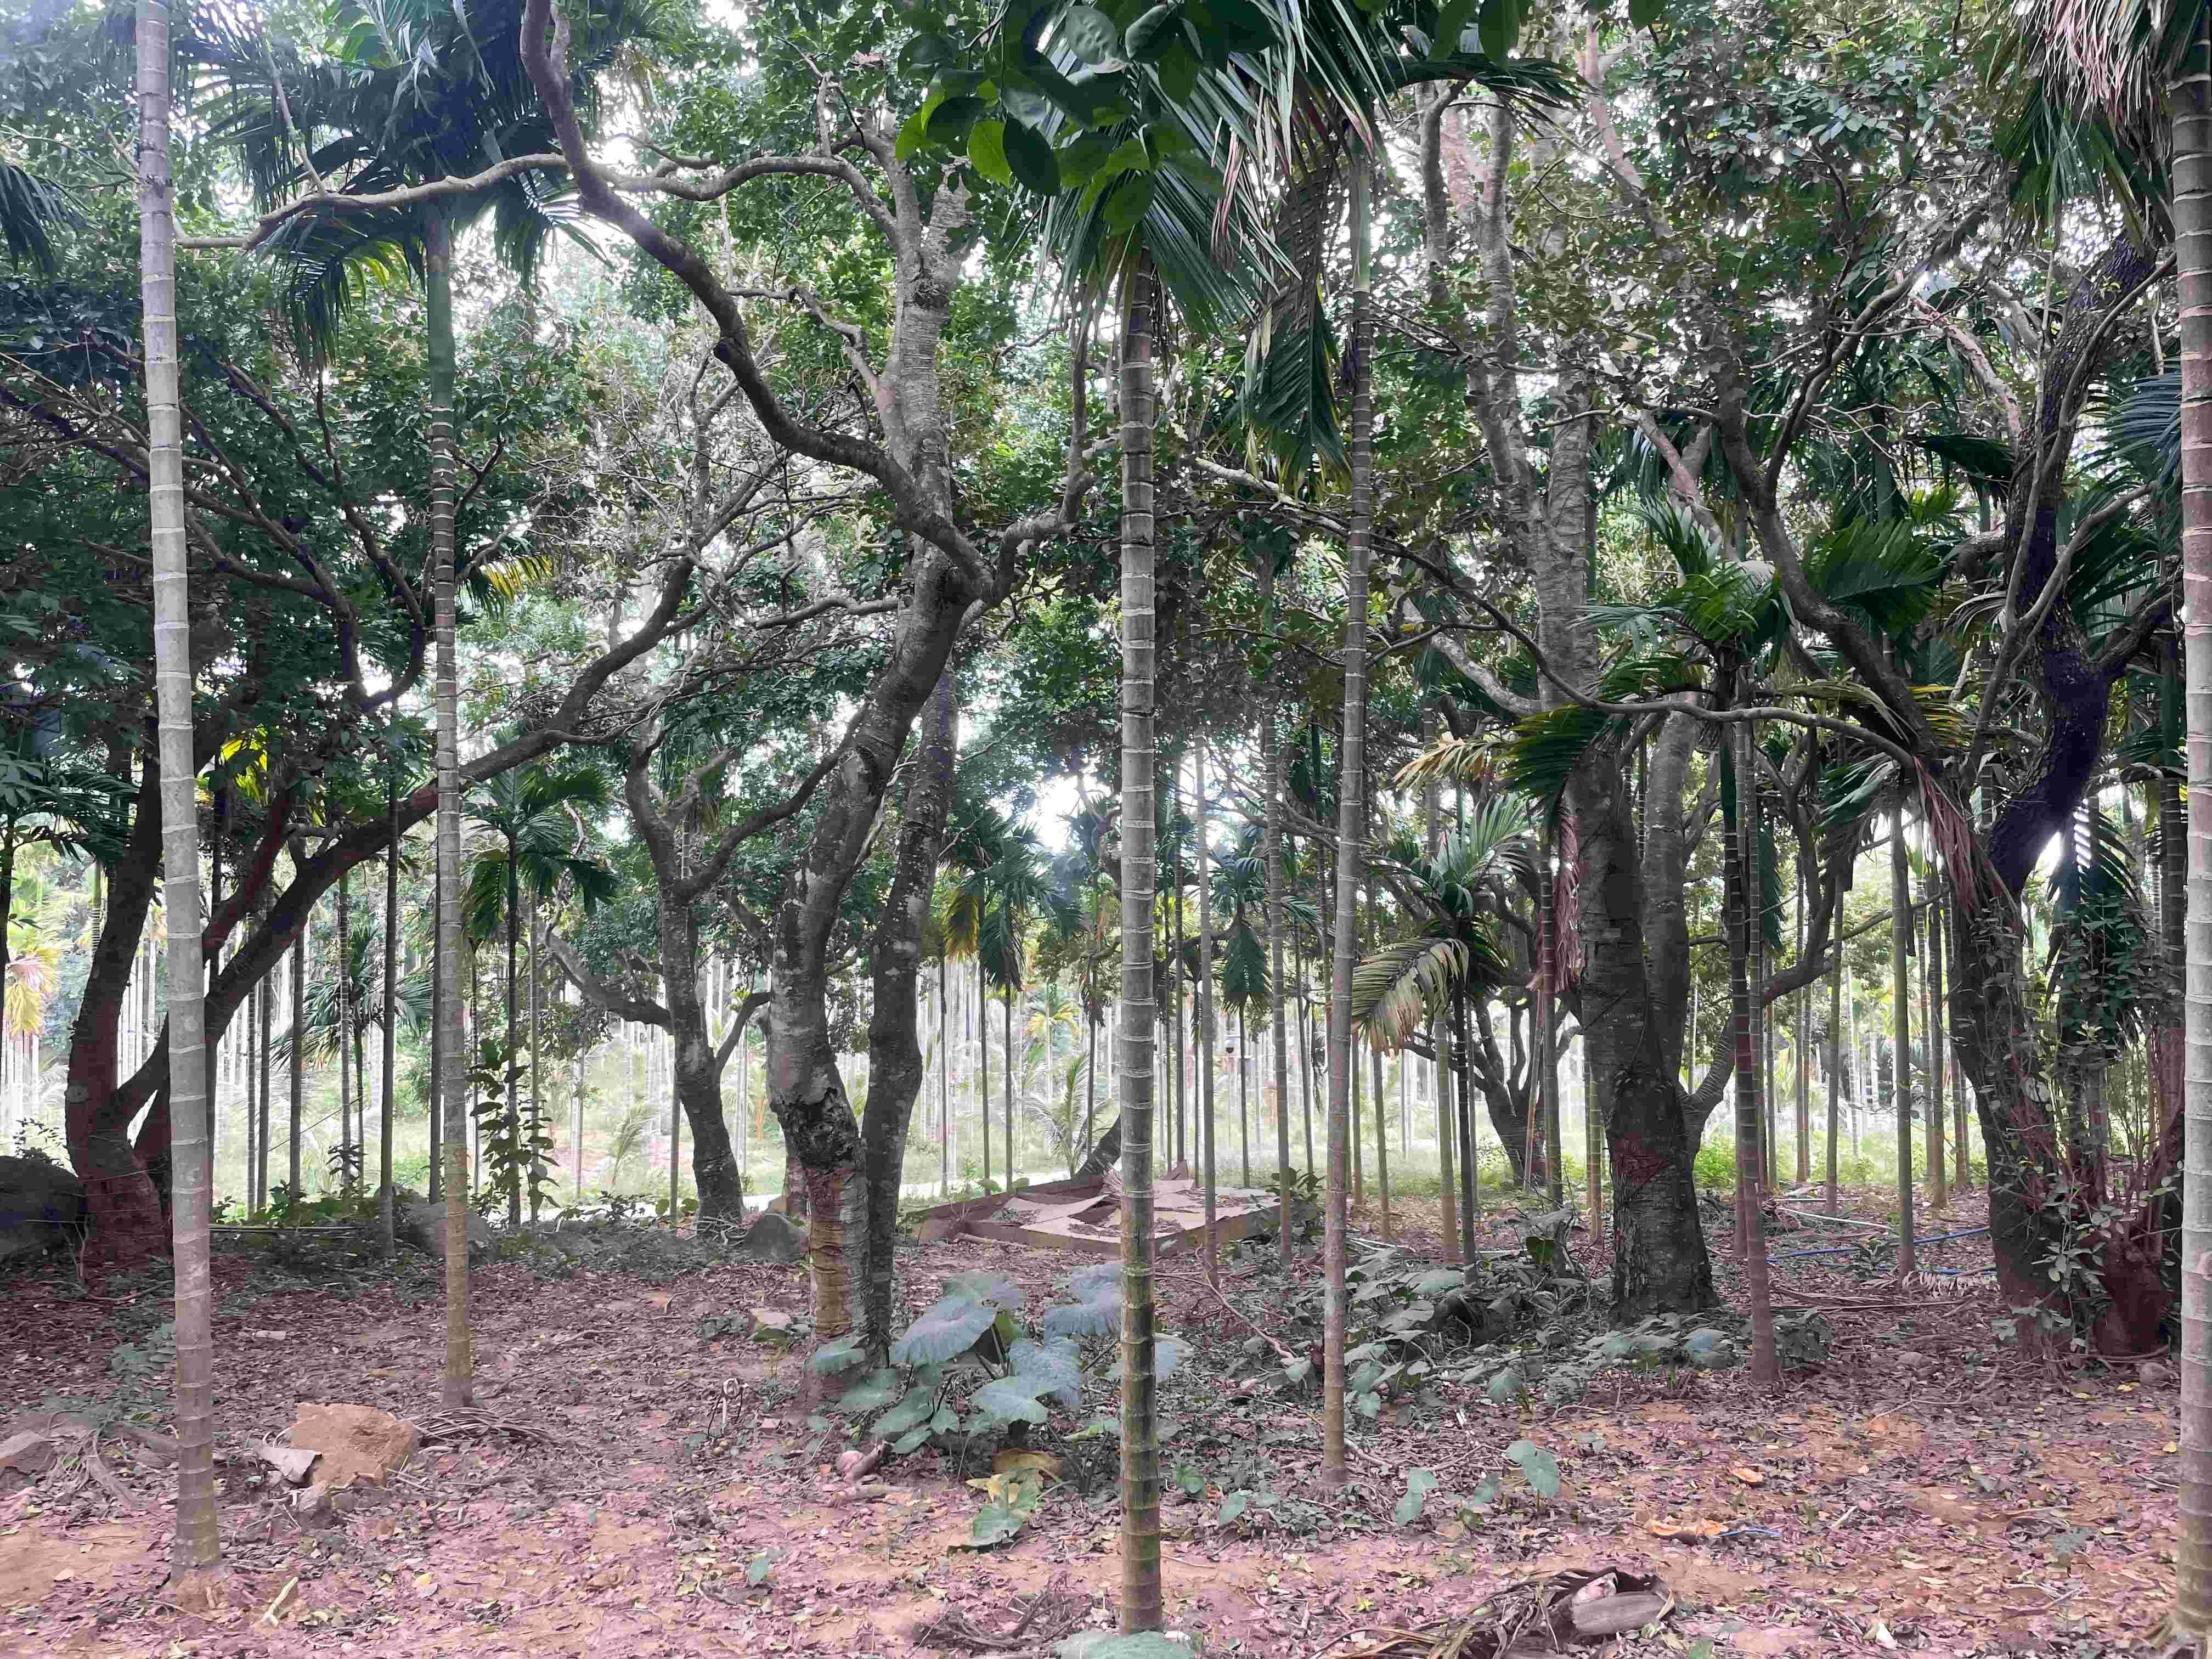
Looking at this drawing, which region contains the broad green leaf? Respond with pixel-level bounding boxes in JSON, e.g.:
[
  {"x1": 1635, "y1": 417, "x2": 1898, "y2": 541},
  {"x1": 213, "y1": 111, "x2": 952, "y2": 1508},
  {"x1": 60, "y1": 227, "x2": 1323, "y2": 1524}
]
[
  {"x1": 1126, "y1": 2, "x2": 1182, "y2": 61},
  {"x1": 1505, "y1": 1438, "x2": 1561, "y2": 1499},
  {"x1": 891, "y1": 1425, "x2": 932, "y2": 1454},
  {"x1": 899, "y1": 32, "x2": 957, "y2": 74},
  {"x1": 926, "y1": 95, "x2": 989, "y2": 145},
  {"x1": 971, "y1": 1376, "x2": 1054, "y2": 1424},
  {"x1": 1414, "y1": 1268, "x2": 1466, "y2": 1296},
  {"x1": 1218, "y1": 1489, "x2": 1250, "y2": 1523},
  {"x1": 1155, "y1": 37, "x2": 1199, "y2": 101},
  {"x1": 836, "y1": 1367, "x2": 902, "y2": 1412},
  {"x1": 969, "y1": 1499, "x2": 1031, "y2": 1545},
  {"x1": 894, "y1": 92, "x2": 946, "y2": 161},
  {"x1": 1628, "y1": 0, "x2": 1663, "y2": 26},
  {"x1": 1102, "y1": 173, "x2": 1155, "y2": 234},
  {"x1": 1430, "y1": 0, "x2": 1478, "y2": 59},
  {"x1": 1205, "y1": 0, "x2": 1274, "y2": 48},
  {"x1": 873, "y1": 1378, "x2": 943, "y2": 1436},
  {"x1": 1176, "y1": 1459, "x2": 1205, "y2": 1496},
  {"x1": 1002, "y1": 119, "x2": 1062, "y2": 194},
  {"x1": 969, "y1": 119, "x2": 1014, "y2": 185},
  {"x1": 808, "y1": 1335, "x2": 867, "y2": 1374},
  {"x1": 1478, "y1": 0, "x2": 1519, "y2": 59},
  {"x1": 746, "y1": 1551, "x2": 774, "y2": 1585},
  {"x1": 1009, "y1": 1335, "x2": 1082, "y2": 1409},
  {"x1": 1395, "y1": 1466, "x2": 1440, "y2": 1525},
  {"x1": 1058, "y1": 3, "x2": 1121, "y2": 61}
]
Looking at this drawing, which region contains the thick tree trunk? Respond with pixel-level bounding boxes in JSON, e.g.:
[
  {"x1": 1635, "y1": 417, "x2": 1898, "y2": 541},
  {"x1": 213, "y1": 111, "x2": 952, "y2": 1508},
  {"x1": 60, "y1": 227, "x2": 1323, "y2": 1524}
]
[
  {"x1": 770, "y1": 550, "x2": 972, "y2": 1351},
  {"x1": 860, "y1": 667, "x2": 958, "y2": 1355},
  {"x1": 1728, "y1": 698, "x2": 1776, "y2": 1384}
]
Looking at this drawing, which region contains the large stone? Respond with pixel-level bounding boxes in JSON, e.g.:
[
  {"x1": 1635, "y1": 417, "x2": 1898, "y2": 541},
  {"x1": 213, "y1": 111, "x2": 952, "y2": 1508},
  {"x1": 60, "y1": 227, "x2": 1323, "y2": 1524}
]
[
  {"x1": 740, "y1": 1211, "x2": 806, "y2": 1265},
  {"x1": 286, "y1": 1403, "x2": 417, "y2": 1488},
  {"x1": 395, "y1": 1200, "x2": 495, "y2": 1261},
  {"x1": 0, "y1": 1155, "x2": 87, "y2": 1265}
]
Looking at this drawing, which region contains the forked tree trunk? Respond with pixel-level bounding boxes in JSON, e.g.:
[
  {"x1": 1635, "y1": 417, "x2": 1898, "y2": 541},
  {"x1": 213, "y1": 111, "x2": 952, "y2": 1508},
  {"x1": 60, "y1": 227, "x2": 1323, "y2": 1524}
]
[
  {"x1": 140, "y1": 0, "x2": 221, "y2": 1589},
  {"x1": 427, "y1": 210, "x2": 472, "y2": 1409},
  {"x1": 860, "y1": 668, "x2": 957, "y2": 1354},
  {"x1": 1115, "y1": 264, "x2": 1164, "y2": 1635},
  {"x1": 2174, "y1": 8, "x2": 2212, "y2": 1637},
  {"x1": 1321, "y1": 158, "x2": 1375, "y2": 1494}
]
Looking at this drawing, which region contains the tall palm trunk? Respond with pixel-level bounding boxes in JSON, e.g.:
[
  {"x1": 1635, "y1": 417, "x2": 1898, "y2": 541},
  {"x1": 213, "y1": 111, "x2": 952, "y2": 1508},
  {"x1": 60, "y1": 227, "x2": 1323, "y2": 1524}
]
[
  {"x1": 289, "y1": 916, "x2": 304, "y2": 1197},
  {"x1": 142, "y1": 0, "x2": 220, "y2": 1590},
  {"x1": 1727, "y1": 695, "x2": 1777, "y2": 1385},
  {"x1": 1534, "y1": 818, "x2": 1558, "y2": 1198},
  {"x1": 1195, "y1": 735, "x2": 1218, "y2": 1284},
  {"x1": 380, "y1": 758, "x2": 398, "y2": 1250},
  {"x1": 978, "y1": 955, "x2": 989, "y2": 1187},
  {"x1": 1891, "y1": 812, "x2": 1917, "y2": 1275},
  {"x1": 505, "y1": 841, "x2": 521, "y2": 1228},
  {"x1": 427, "y1": 208, "x2": 471, "y2": 1408},
  {"x1": 1422, "y1": 724, "x2": 1456, "y2": 1257},
  {"x1": 1115, "y1": 263, "x2": 1163, "y2": 1635},
  {"x1": 337, "y1": 871, "x2": 352, "y2": 1180},
  {"x1": 1366, "y1": 858, "x2": 1389, "y2": 1238},
  {"x1": 2174, "y1": 10, "x2": 2212, "y2": 1639},
  {"x1": 1321, "y1": 157, "x2": 1374, "y2": 1494},
  {"x1": 256, "y1": 927, "x2": 272, "y2": 1212},
  {"x1": 1827, "y1": 928, "x2": 1843, "y2": 1214},
  {"x1": 1796, "y1": 864, "x2": 1810, "y2": 1185},
  {"x1": 1266, "y1": 707, "x2": 1292, "y2": 1259},
  {"x1": 1926, "y1": 862, "x2": 1946, "y2": 1211}
]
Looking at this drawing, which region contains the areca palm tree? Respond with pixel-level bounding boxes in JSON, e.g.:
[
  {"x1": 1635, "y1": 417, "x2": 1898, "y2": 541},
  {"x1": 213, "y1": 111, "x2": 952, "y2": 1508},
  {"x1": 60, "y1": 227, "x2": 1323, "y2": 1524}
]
[
  {"x1": 1994, "y1": 12, "x2": 2212, "y2": 1632},
  {"x1": 462, "y1": 764, "x2": 616, "y2": 1224},
  {"x1": 200, "y1": 0, "x2": 650, "y2": 1406},
  {"x1": 138, "y1": 0, "x2": 220, "y2": 1595}
]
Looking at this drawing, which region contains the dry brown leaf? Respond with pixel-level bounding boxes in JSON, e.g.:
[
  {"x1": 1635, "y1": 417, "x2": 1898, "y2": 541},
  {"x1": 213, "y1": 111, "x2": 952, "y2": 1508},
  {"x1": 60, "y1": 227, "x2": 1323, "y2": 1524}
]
[
  {"x1": 1731, "y1": 1466, "x2": 1766, "y2": 1486},
  {"x1": 992, "y1": 1449, "x2": 1062, "y2": 1479},
  {"x1": 1647, "y1": 1518, "x2": 1728, "y2": 1540}
]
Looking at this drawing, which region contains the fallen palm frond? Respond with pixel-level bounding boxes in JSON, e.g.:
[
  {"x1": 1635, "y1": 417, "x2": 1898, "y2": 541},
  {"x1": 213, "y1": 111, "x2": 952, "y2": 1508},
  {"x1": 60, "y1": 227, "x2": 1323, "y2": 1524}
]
[
  {"x1": 1338, "y1": 1568, "x2": 1672, "y2": 1658},
  {"x1": 407, "y1": 1408, "x2": 556, "y2": 1447},
  {"x1": 909, "y1": 1584, "x2": 1088, "y2": 1652}
]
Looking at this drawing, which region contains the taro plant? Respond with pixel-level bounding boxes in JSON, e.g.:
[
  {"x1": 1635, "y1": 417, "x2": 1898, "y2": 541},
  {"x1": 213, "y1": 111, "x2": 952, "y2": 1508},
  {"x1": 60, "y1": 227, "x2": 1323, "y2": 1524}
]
[{"x1": 811, "y1": 1267, "x2": 1187, "y2": 1455}]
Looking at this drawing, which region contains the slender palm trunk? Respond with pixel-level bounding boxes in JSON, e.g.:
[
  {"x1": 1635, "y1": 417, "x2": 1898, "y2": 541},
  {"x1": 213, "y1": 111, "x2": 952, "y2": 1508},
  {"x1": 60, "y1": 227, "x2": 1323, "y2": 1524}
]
[
  {"x1": 978, "y1": 955, "x2": 989, "y2": 1187},
  {"x1": 1729, "y1": 695, "x2": 1776, "y2": 1385},
  {"x1": 427, "y1": 210, "x2": 471, "y2": 1408},
  {"x1": 1266, "y1": 708, "x2": 1291, "y2": 1259},
  {"x1": 1322, "y1": 160, "x2": 1374, "y2": 1494},
  {"x1": 1115, "y1": 266, "x2": 1163, "y2": 1635},
  {"x1": 337, "y1": 871, "x2": 353, "y2": 1182},
  {"x1": 1796, "y1": 864, "x2": 1811, "y2": 1186},
  {"x1": 256, "y1": 930, "x2": 272, "y2": 1212},
  {"x1": 1195, "y1": 736, "x2": 1218, "y2": 1284},
  {"x1": 1003, "y1": 985, "x2": 1014, "y2": 1184},
  {"x1": 380, "y1": 760, "x2": 398, "y2": 1249},
  {"x1": 529, "y1": 907, "x2": 543, "y2": 1221},
  {"x1": 1366, "y1": 862, "x2": 1389, "y2": 1239},
  {"x1": 1536, "y1": 819, "x2": 1559, "y2": 1199},
  {"x1": 505, "y1": 847, "x2": 521, "y2": 1227},
  {"x1": 2175, "y1": 13, "x2": 2212, "y2": 1639},
  {"x1": 1926, "y1": 864, "x2": 1946, "y2": 1211},
  {"x1": 141, "y1": 0, "x2": 221, "y2": 1588},
  {"x1": 289, "y1": 918, "x2": 304, "y2": 1198},
  {"x1": 1891, "y1": 814, "x2": 1917, "y2": 1276},
  {"x1": 1827, "y1": 917, "x2": 1843, "y2": 1214}
]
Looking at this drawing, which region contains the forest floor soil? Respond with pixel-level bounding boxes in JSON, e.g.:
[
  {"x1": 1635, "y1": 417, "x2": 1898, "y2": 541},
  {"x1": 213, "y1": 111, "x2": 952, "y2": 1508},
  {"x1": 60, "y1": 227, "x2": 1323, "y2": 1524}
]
[{"x1": 0, "y1": 1185, "x2": 2171, "y2": 1657}]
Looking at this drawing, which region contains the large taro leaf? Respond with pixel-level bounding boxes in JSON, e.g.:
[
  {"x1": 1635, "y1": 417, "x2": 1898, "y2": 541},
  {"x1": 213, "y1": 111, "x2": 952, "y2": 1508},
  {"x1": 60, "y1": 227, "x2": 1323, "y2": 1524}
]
[
  {"x1": 1039, "y1": 1264, "x2": 1120, "y2": 1338},
  {"x1": 836, "y1": 1367, "x2": 903, "y2": 1413},
  {"x1": 1008, "y1": 1336, "x2": 1082, "y2": 1413},
  {"x1": 872, "y1": 1371, "x2": 944, "y2": 1437},
  {"x1": 807, "y1": 1335, "x2": 867, "y2": 1375},
  {"x1": 970, "y1": 1373, "x2": 1057, "y2": 1426},
  {"x1": 891, "y1": 1273, "x2": 1022, "y2": 1367}
]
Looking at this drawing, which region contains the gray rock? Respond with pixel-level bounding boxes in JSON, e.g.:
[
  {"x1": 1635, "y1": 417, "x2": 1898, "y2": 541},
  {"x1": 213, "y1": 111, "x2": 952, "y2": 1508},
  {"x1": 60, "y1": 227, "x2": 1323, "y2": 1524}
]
[
  {"x1": 740, "y1": 1211, "x2": 806, "y2": 1265},
  {"x1": 395, "y1": 1201, "x2": 495, "y2": 1261},
  {"x1": 0, "y1": 1155, "x2": 86, "y2": 1265}
]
